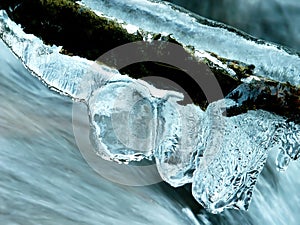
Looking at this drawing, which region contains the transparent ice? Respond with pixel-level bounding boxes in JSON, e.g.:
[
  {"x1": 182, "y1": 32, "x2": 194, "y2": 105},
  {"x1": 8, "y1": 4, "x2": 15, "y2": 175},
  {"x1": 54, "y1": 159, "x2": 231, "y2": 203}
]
[
  {"x1": 192, "y1": 104, "x2": 280, "y2": 213},
  {"x1": 273, "y1": 122, "x2": 300, "y2": 171},
  {"x1": 1, "y1": 7, "x2": 300, "y2": 214},
  {"x1": 88, "y1": 79, "x2": 159, "y2": 162},
  {"x1": 81, "y1": 0, "x2": 300, "y2": 86}
]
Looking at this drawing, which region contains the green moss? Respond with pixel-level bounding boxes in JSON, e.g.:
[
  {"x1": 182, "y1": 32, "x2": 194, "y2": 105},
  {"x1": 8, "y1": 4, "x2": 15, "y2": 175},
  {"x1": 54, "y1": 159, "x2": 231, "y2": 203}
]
[
  {"x1": 209, "y1": 52, "x2": 255, "y2": 79},
  {"x1": 1, "y1": 0, "x2": 299, "y2": 122},
  {"x1": 1, "y1": 0, "x2": 142, "y2": 60},
  {"x1": 0, "y1": 0, "x2": 244, "y2": 109}
]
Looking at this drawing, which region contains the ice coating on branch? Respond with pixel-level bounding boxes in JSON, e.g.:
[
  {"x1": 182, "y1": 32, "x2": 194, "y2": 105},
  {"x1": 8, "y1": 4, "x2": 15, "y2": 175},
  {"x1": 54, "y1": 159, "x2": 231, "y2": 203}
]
[
  {"x1": 192, "y1": 101, "x2": 281, "y2": 213},
  {"x1": 273, "y1": 122, "x2": 300, "y2": 171},
  {"x1": 81, "y1": 0, "x2": 300, "y2": 86},
  {"x1": 89, "y1": 79, "x2": 159, "y2": 162},
  {"x1": 155, "y1": 102, "x2": 206, "y2": 187},
  {"x1": 1, "y1": 8, "x2": 300, "y2": 213},
  {"x1": 0, "y1": 10, "x2": 120, "y2": 100},
  {"x1": 88, "y1": 76, "x2": 184, "y2": 162}
]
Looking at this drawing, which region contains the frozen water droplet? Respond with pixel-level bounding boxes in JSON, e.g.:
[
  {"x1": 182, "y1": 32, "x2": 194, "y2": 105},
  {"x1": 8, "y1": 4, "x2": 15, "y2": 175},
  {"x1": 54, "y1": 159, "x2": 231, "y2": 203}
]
[
  {"x1": 155, "y1": 102, "x2": 205, "y2": 187},
  {"x1": 88, "y1": 80, "x2": 158, "y2": 162}
]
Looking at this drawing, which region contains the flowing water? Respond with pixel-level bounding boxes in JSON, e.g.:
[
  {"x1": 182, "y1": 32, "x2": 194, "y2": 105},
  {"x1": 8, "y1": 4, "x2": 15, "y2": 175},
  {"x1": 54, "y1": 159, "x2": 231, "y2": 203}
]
[
  {"x1": 0, "y1": 40, "x2": 196, "y2": 225},
  {"x1": 1, "y1": 32, "x2": 300, "y2": 225},
  {"x1": 1, "y1": 1, "x2": 300, "y2": 224}
]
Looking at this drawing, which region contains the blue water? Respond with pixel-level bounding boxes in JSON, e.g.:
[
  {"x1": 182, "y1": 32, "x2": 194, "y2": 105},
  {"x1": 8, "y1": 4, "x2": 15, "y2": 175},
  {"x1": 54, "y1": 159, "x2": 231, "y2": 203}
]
[
  {"x1": 1, "y1": 37, "x2": 300, "y2": 225},
  {"x1": 1, "y1": 2, "x2": 300, "y2": 222},
  {"x1": 0, "y1": 40, "x2": 196, "y2": 225}
]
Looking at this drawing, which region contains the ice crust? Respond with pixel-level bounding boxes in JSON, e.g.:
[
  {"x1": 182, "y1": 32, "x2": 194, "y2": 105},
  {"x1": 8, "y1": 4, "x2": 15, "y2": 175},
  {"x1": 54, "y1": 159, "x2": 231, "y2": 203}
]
[
  {"x1": 81, "y1": 0, "x2": 300, "y2": 86},
  {"x1": 1, "y1": 7, "x2": 300, "y2": 213}
]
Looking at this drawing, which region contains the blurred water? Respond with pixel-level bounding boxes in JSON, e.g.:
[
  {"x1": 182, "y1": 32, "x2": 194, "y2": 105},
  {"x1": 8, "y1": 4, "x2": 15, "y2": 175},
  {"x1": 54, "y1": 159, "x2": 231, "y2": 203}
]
[
  {"x1": 1, "y1": 1, "x2": 300, "y2": 224},
  {"x1": 0, "y1": 40, "x2": 196, "y2": 225},
  {"x1": 1, "y1": 36, "x2": 300, "y2": 224}
]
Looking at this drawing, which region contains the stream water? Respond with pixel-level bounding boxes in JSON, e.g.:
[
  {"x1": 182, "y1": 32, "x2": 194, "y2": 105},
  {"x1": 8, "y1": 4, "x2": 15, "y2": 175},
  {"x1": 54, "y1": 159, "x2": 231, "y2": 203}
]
[{"x1": 0, "y1": 0, "x2": 300, "y2": 224}]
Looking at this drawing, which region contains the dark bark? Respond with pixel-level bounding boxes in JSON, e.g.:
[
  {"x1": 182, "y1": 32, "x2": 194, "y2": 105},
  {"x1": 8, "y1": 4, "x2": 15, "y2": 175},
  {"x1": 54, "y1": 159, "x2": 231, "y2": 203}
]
[{"x1": 1, "y1": 0, "x2": 299, "y2": 122}]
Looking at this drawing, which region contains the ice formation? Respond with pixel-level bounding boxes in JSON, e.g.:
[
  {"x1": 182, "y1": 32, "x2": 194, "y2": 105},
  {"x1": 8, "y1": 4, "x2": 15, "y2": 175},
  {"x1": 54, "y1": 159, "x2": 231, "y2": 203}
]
[
  {"x1": 1, "y1": 4, "x2": 300, "y2": 214},
  {"x1": 81, "y1": 0, "x2": 300, "y2": 86}
]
